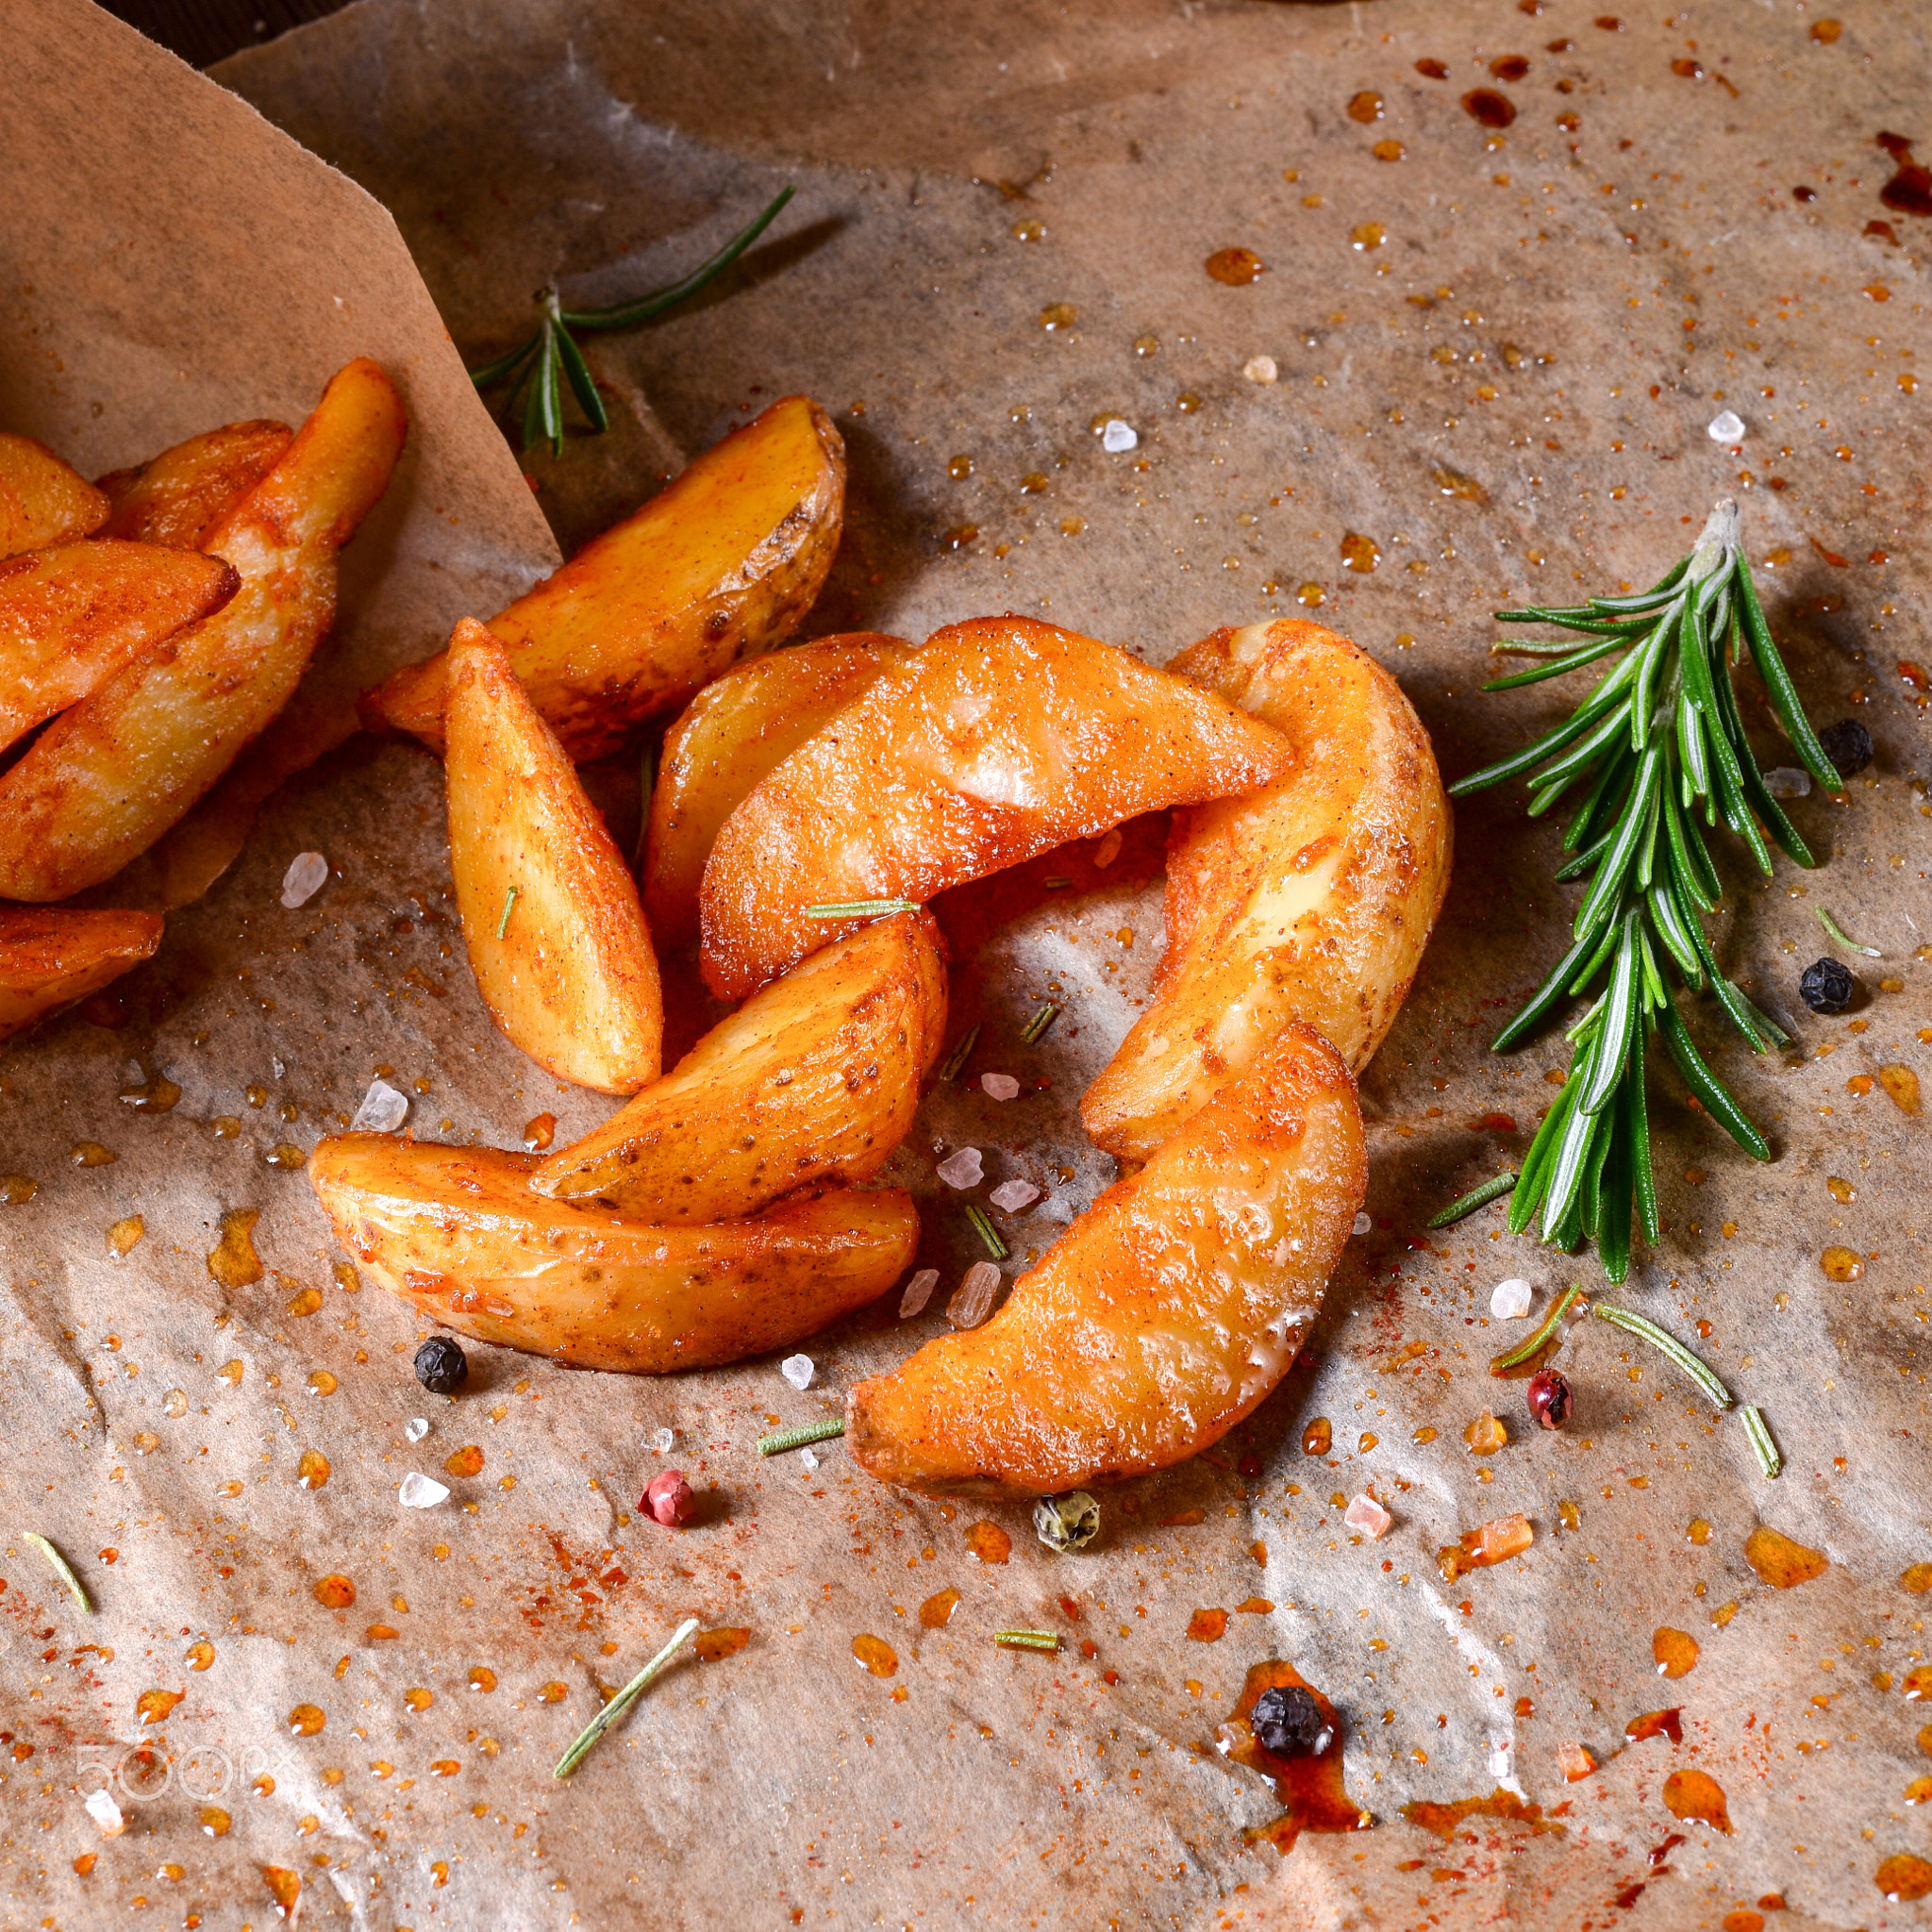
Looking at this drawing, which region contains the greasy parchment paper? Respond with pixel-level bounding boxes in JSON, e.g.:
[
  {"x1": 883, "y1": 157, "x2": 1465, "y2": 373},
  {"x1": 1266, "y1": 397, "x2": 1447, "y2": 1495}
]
[{"x1": 5, "y1": 1, "x2": 1932, "y2": 1926}]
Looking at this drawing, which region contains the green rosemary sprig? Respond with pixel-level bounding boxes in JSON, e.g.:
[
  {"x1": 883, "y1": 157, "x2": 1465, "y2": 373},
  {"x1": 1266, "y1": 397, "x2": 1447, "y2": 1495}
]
[
  {"x1": 758, "y1": 1417, "x2": 844, "y2": 1457},
  {"x1": 25, "y1": 1532, "x2": 92, "y2": 1613},
  {"x1": 1817, "y1": 907, "x2": 1880, "y2": 958},
  {"x1": 1455, "y1": 500, "x2": 1840, "y2": 1281},
  {"x1": 471, "y1": 187, "x2": 795, "y2": 455},
  {"x1": 553, "y1": 1619, "x2": 698, "y2": 1778},
  {"x1": 1426, "y1": 1172, "x2": 1517, "y2": 1229},
  {"x1": 1592, "y1": 1304, "x2": 1733, "y2": 1407}
]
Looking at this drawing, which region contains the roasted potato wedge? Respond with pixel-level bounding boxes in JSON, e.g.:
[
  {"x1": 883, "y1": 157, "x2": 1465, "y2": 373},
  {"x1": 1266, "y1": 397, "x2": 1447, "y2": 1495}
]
[
  {"x1": 0, "y1": 906, "x2": 163, "y2": 1041},
  {"x1": 0, "y1": 434, "x2": 108, "y2": 557},
  {"x1": 698, "y1": 615, "x2": 1296, "y2": 1000},
  {"x1": 1082, "y1": 620, "x2": 1451, "y2": 1160},
  {"x1": 96, "y1": 421, "x2": 293, "y2": 551},
  {"x1": 0, "y1": 358, "x2": 405, "y2": 902},
  {"x1": 363, "y1": 394, "x2": 845, "y2": 760},
  {"x1": 0, "y1": 541, "x2": 240, "y2": 757},
  {"x1": 847, "y1": 1024, "x2": 1365, "y2": 1497},
  {"x1": 534, "y1": 909, "x2": 944, "y2": 1222},
  {"x1": 446, "y1": 619, "x2": 662, "y2": 1093},
  {"x1": 308, "y1": 1134, "x2": 919, "y2": 1374},
  {"x1": 643, "y1": 632, "x2": 913, "y2": 945}
]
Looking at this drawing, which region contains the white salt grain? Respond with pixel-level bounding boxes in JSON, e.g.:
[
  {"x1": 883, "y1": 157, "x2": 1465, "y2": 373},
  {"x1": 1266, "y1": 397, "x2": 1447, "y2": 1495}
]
[
  {"x1": 1351, "y1": 1211, "x2": 1372, "y2": 1237},
  {"x1": 280, "y1": 850, "x2": 328, "y2": 908},
  {"x1": 351, "y1": 1078, "x2": 408, "y2": 1133},
  {"x1": 800, "y1": 1448, "x2": 820, "y2": 1472},
  {"x1": 1491, "y1": 1277, "x2": 1533, "y2": 1320},
  {"x1": 780, "y1": 1354, "x2": 815, "y2": 1391},
  {"x1": 273, "y1": 1057, "x2": 287, "y2": 1078},
  {"x1": 980, "y1": 1073, "x2": 1021, "y2": 1101},
  {"x1": 1707, "y1": 409, "x2": 1746, "y2": 443},
  {"x1": 84, "y1": 1789, "x2": 124, "y2": 1835},
  {"x1": 1762, "y1": 767, "x2": 1811, "y2": 799},
  {"x1": 1100, "y1": 418, "x2": 1138, "y2": 453},
  {"x1": 651, "y1": 1426, "x2": 675, "y2": 1453},
  {"x1": 405, "y1": 1417, "x2": 429, "y2": 1443},
  {"x1": 399, "y1": 1472, "x2": 450, "y2": 1509},
  {"x1": 936, "y1": 1146, "x2": 984, "y2": 1189},
  {"x1": 1243, "y1": 355, "x2": 1279, "y2": 384},
  {"x1": 1343, "y1": 1493, "x2": 1392, "y2": 1540},
  {"x1": 948, "y1": 1260, "x2": 1002, "y2": 1329},
  {"x1": 989, "y1": 1179, "x2": 1041, "y2": 1213},
  {"x1": 899, "y1": 1268, "x2": 940, "y2": 1318}
]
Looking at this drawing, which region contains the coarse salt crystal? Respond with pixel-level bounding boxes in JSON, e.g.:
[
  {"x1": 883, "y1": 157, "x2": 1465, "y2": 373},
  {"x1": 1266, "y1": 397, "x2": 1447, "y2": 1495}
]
[
  {"x1": 989, "y1": 1179, "x2": 1041, "y2": 1213},
  {"x1": 1091, "y1": 826, "x2": 1123, "y2": 868},
  {"x1": 1491, "y1": 1277, "x2": 1533, "y2": 1320},
  {"x1": 936, "y1": 1146, "x2": 984, "y2": 1189},
  {"x1": 84, "y1": 1788, "x2": 124, "y2": 1835},
  {"x1": 1762, "y1": 767, "x2": 1811, "y2": 799},
  {"x1": 1488, "y1": 1738, "x2": 1514, "y2": 1779},
  {"x1": 899, "y1": 1268, "x2": 940, "y2": 1318},
  {"x1": 1101, "y1": 418, "x2": 1138, "y2": 453},
  {"x1": 1343, "y1": 1493, "x2": 1392, "y2": 1540},
  {"x1": 1243, "y1": 355, "x2": 1279, "y2": 384},
  {"x1": 948, "y1": 1260, "x2": 1002, "y2": 1329},
  {"x1": 351, "y1": 1078, "x2": 408, "y2": 1133},
  {"x1": 1559, "y1": 1740, "x2": 1598, "y2": 1782},
  {"x1": 1351, "y1": 1211, "x2": 1372, "y2": 1237},
  {"x1": 780, "y1": 1354, "x2": 814, "y2": 1391},
  {"x1": 405, "y1": 1417, "x2": 429, "y2": 1442},
  {"x1": 651, "y1": 1426, "x2": 675, "y2": 1453},
  {"x1": 980, "y1": 1073, "x2": 1021, "y2": 1101},
  {"x1": 800, "y1": 1447, "x2": 820, "y2": 1472},
  {"x1": 1707, "y1": 409, "x2": 1745, "y2": 443},
  {"x1": 273, "y1": 1057, "x2": 287, "y2": 1078},
  {"x1": 280, "y1": 850, "x2": 328, "y2": 908},
  {"x1": 399, "y1": 1472, "x2": 449, "y2": 1509}
]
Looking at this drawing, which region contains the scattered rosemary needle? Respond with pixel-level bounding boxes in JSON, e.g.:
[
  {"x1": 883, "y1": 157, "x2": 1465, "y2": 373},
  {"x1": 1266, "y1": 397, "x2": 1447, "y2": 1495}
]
[
  {"x1": 1741, "y1": 1405, "x2": 1782, "y2": 1478},
  {"x1": 552, "y1": 1618, "x2": 699, "y2": 1778},
  {"x1": 965, "y1": 1204, "x2": 1009, "y2": 1260},
  {"x1": 993, "y1": 1628, "x2": 1061, "y2": 1654},
  {"x1": 1816, "y1": 907, "x2": 1881, "y2": 958},
  {"x1": 1592, "y1": 1304, "x2": 1733, "y2": 1407},
  {"x1": 495, "y1": 886, "x2": 519, "y2": 940},
  {"x1": 1489, "y1": 1282, "x2": 1584, "y2": 1375},
  {"x1": 1426, "y1": 1172, "x2": 1517, "y2": 1229},
  {"x1": 1020, "y1": 1002, "x2": 1059, "y2": 1045},
  {"x1": 803, "y1": 899, "x2": 921, "y2": 921},
  {"x1": 938, "y1": 1023, "x2": 981, "y2": 1085},
  {"x1": 1043, "y1": 875, "x2": 1074, "y2": 890},
  {"x1": 758, "y1": 1417, "x2": 845, "y2": 1457},
  {"x1": 25, "y1": 1533, "x2": 91, "y2": 1613}
]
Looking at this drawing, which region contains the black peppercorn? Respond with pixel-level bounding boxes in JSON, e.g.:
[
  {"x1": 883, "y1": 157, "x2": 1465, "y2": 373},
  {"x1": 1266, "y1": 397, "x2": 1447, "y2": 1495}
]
[
  {"x1": 1816, "y1": 720, "x2": 1873, "y2": 781},
  {"x1": 1250, "y1": 1684, "x2": 1334, "y2": 1759},
  {"x1": 414, "y1": 1336, "x2": 469, "y2": 1394},
  {"x1": 1526, "y1": 1367, "x2": 1573, "y2": 1430},
  {"x1": 1799, "y1": 957, "x2": 1855, "y2": 1015}
]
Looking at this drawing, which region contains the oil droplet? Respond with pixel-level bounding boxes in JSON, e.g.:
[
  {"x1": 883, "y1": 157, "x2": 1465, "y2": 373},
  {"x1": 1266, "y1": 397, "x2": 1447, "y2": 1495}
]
[
  {"x1": 403, "y1": 1688, "x2": 433, "y2": 1712},
  {"x1": 1879, "y1": 1065, "x2": 1923, "y2": 1115},
  {"x1": 107, "y1": 1215, "x2": 144, "y2": 1256},
  {"x1": 536, "y1": 1681, "x2": 566, "y2": 1703},
  {"x1": 1827, "y1": 1175, "x2": 1856, "y2": 1205},
  {"x1": 947, "y1": 454, "x2": 974, "y2": 479},
  {"x1": 312, "y1": 1574, "x2": 355, "y2": 1608},
  {"x1": 1039, "y1": 303, "x2": 1077, "y2": 331},
  {"x1": 1340, "y1": 532, "x2": 1379, "y2": 573},
  {"x1": 1557, "y1": 1500, "x2": 1580, "y2": 1530},
  {"x1": 163, "y1": 1388, "x2": 189, "y2": 1419},
  {"x1": 1345, "y1": 89, "x2": 1383, "y2": 123},
  {"x1": 306, "y1": 1369, "x2": 337, "y2": 1397},
  {"x1": 263, "y1": 1866, "x2": 301, "y2": 1916},
  {"x1": 218, "y1": 1359, "x2": 243, "y2": 1386},
  {"x1": 137, "y1": 1688, "x2": 183, "y2": 1725},
  {"x1": 245, "y1": 1083, "x2": 268, "y2": 1108},
  {"x1": 133, "y1": 1429, "x2": 158, "y2": 1455},
  {"x1": 942, "y1": 523, "x2": 978, "y2": 551},
  {"x1": 1432, "y1": 463, "x2": 1491, "y2": 503},
  {"x1": 200, "y1": 1807, "x2": 230, "y2": 1836},
  {"x1": 1491, "y1": 54, "x2": 1531, "y2": 80},
  {"x1": 212, "y1": 1116, "x2": 240, "y2": 1139},
  {"x1": 1411, "y1": 1425, "x2": 1439, "y2": 1444},
  {"x1": 1295, "y1": 582, "x2": 1324, "y2": 608},
  {"x1": 74, "y1": 1854, "x2": 96, "y2": 1874},
  {"x1": 468, "y1": 1666, "x2": 497, "y2": 1693},
  {"x1": 1357, "y1": 1432, "x2": 1378, "y2": 1452},
  {"x1": 187, "y1": 1641, "x2": 215, "y2": 1671},
  {"x1": 1625, "y1": 1707, "x2": 1683, "y2": 1744},
  {"x1": 287, "y1": 1704, "x2": 325, "y2": 1737},
  {"x1": 298, "y1": 1449, "x2": 330, "y2": 1490},
  {"x1": 1688, "y1": 1518, "x2": 1711, "y2": 1545},
  {"x1": 1902, "y1": 1563, "x2": 1932, "y2": 1593},
  {"x1": 1373, "y1": 138, "x2": 1406, "y2": 161},
  {"x1": 921, "y1": 1587, "x2": 961, "y2": 1628},
  {"x1": 693, "y1": 1627, "x2": 751, "y2": 1662},
  {"x1": 266, "y1": 1143, "x2": 305, "y2": 1169},
  {"x1": 208, "y1": 1209, "x2": 262, "y2": 1289},
  {"x1": 852, "y1": 1633, "x2": 899, "y2": 1677},
  {"x1": 1012, "y1": 217, "x2": 1043, "y2": 242},
  {"x1": 1653, "y1": 1627, "x2": 1700, "y2": 1678},
  {"x1": 71, "y1": 1141, "x2": 115, "y2": 1167},
  {"x1": 1821, "y1": 1245, "x2": 1864, "y2": 1282},
  {"x1": 1907, "y1": 1777, "x2": 1932, "y2": 1805},
  {"x1": 1176, "y1": 391, "x2": 1204, "y2": 413},
  {"x1": 119, "y1": 1073, "x2": 179, "y2": 1112},
  {"x1": 252, "y1": 1774, "x2": 275, "y2": 1795},
  {"x1": 444, "y1": 1443, "x2": 485, "y2": 1478},
  {"x1": 430, "y1": 1757, "x2": 459, "y2": 1776},
  {"x1": 1744, "y1": 1524, "x2": 1828, "y2": 1588},
  {"x1": 1302, "y1": 1418, "x2": 1333, "y2": 1456},
  {"x1": 521, "y1": 1112, "x2": 557, "y2": 1152},
  {"x1": 1205, "y1": 247, "x2": 1265, "y2": 286},
  {"x1": 965, "y1": 1521, "x2": 1011, "y2": 1564},
  {"x1": 1348, "y1": 223, "x2": 1386, "y2": 253},
  {"x1": 1809, "y1": 16, "x2": 1842, "y2": 40},
  {"x1": 1876, "y1": 1854, "x2": 1932, "y2": 1902},
  {"x1": 1662, "y1": 1767, "x2": 1731, "y2": 1833},
  {"x1": 1188, "y1": 1607, "x2": 1229, "y2": 1641},
  {"x1": 1227, "y1": 1660, "x2": 1371, "y2": 1852},
  {"x1": 218, "y1": 1480, "x2": 242, "y2": 1497},
  {"x1": 0, "y1": 1174, "x2": 38, "y2": 1205},
  {"x1": 1462, "y1": 89, "x2": 1517, "y2": 127},
  {"x1": 1903, "y1": 1665, "x2": 1932, "y2": 1699},
  {"x1": 1463, "y1": 1410, "x2": 1507, "y2": 1455}
]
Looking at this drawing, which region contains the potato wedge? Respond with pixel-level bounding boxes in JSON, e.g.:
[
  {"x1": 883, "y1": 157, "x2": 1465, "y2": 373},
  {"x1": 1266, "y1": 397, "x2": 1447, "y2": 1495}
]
[
  {"x1": 0, "y1": 435, "x2": 108, "y2": 557},
  {"x1": 0, "y1": 358, "x2": 405, "y2": 902},
  {"x1": 363, "y1": 394, "x2": 845, "y2": 760},
  {"x1": 0, "y1": 906, "x2": 162, "y2": 1041},
  {"x1": 96, "y1": 421, "x2": 293, "y2": 551},
  {"x1": 643, "y1": 633, "x2": 914, "y2": 945},
  {"x1": 446, "y1": 619, "x2": 662, "y2": 1093},
  {"x1": 308, "y1": 1134, "x2": 919, "y2": 1374},
  {"x1": 534, "y1": 909, "x2": 944, "y2": 1221},
  {"x1": 1081, "y1": 621, "x2": 1451, "y2": 1161},
  {"x1": 698, "y1": 614, "x2": 1296, "y2": 1000},
  {"x1": 847, "y1": 1024, "x2": 1364, "y2": 1497},
  {"x1": 0, "y1": 541, "x2": 240, "y2": 757}
]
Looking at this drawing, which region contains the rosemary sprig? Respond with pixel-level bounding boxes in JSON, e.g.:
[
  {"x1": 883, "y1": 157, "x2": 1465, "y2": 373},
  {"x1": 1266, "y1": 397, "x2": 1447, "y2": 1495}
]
[
  {"x1": 1426, "y1": 1172, "x2": 1517, "y2": 1229},
  {"x1": 1456, "y1": 500, "x2": 1840, "y2": 1280},
  {"x1": 552, "y1": 1618, "x2": 698, "y2": 1778},
  {"x1": 1817, "y1": 907, "x2": 1880, "y2": 958},
  {"x1": 495, "y1": 887, "x2": 519, "y2": 940},
  {"x1": 1741, "y1": 1405, "x2": 1782, "y2": 1478},
  {"x1": 993, "y1": 1629, "x2": 1061, "y2": 1654},
  {"x1": 1592, "y1": 1304, "x2": 1733, "y2": 1407},
  {"x1": 472, "y1": 187, "x2": 795, "y2": 455},
  {"x1": 25, "y1": 1532, "x2": 92, "y2": 1613},
  {"x1": 758, "y1": 1417, "x2": 844, "y2": 1457},
  {"x1": 965, "y1": 1204, "x2": 1009, "y2": 1260}
]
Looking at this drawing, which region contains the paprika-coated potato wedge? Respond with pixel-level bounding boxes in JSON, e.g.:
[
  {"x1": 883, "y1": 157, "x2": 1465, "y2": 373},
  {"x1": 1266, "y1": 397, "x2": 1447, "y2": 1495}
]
[
  {"x1": 1082, "y1": 620, "x2": 1451, "y2": 1160},
  {"x1": 96, "y1": 421, "x2": 293, "y2": 551},
  {"x1": 847, "y1": 1024, "x2": 1364, "y2": 1497},
  {"x1": 363, "y1": 394, "x2": 845, "y2": 760},
  {"x1": 699, "y1": 615, "x2": 1296, "y2": 1000},
  {"x1": 445, "y1": 619, "x2": 662, "y2": 1094},
  {"x1": 0, "y1": 358, "x2": 405, "y2": 902},
  {"x1": 0, "y1": 434, "x2": 108, "y2": 557},
  {"x1": 308, "y1": 1133, "x2": 920, "y2": 1374},
  {"x1": 534, "y1": 909, "x2": 944, "y2": 1222},
  {"x1": 0, "y1": 906, "x2": 162, "y2": 1041},
  {"x1": 0, "y1": 541, "x2": 240, "y2": 757},
  {"x1": 643, "y1": 632, "x2": 914, "y2": 945}
]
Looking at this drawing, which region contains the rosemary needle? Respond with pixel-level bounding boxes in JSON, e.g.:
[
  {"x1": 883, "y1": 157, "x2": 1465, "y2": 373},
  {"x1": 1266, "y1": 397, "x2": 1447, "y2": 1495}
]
[
  {"x1": 965, "y1": 1204, "x2": 1009, "y2": 1260},
  {"x1": 25, "y1": 1533, "x2": 91, "y2": 1613},
  {"x1": 1426, "y1": 1172, "x2": 1518, "y2": 1229},
  {"x1": 553, "y1": 1618, "x2": 699, "y2": 1778},
  {"x1": 1817, "y1": 907, "x2": 1881, "y2": 958},
  {"x1": 758, "y1": 1418, "x2": 845, "y2": 1457},
  {"x1": 803, "y1": 899, "x2": 921, "y2": 921},
  {"x1": 1741, "y1": 1405, "x2": 1782, "y2": 1478},
  {"x1": 993, "y1": 1629, "x2": 1061, "y2": 1654},
  {"x1": 937, "y1": 1023, "x2": 981, "y2": 1085},
  {"x1": 1489, "y1": 1282, "x2": 1585, "y2": 1375},
  {"x1": 1020, "y1": 1002, "x2": 1058, "y2": 1045},
  {"x1": 495, "y1": 887, "x2": 519, "y2": 940},
  {"x1": 1592, "y1": 1304, "x2": 1734, "y2": 1407}
]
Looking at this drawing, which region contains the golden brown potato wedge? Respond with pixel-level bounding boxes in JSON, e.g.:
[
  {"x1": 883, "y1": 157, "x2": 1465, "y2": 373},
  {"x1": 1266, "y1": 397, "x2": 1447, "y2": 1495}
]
[
  {"x1": 0, "y1": 906, "x2": 162, "y2": 1041},
  {"x1": 363, "y1": 394, "x2": 845, "y2": 760},
  {"x1": 446, "y1": 619, "x2": 662, "y2": 1094},
  {"x1": 643, "y1": 632, "x2": 913, "y2": 945},
  {"x1": 0, "y1": 435, "x2": 108, "y2": 558},
  {"x1": 0, "y1": 541, "x2": 240, "y2": 757},
  {"x1": 308, "y1": 1134, "x2": 919, "y2": 1374},
  {"x1": 1082, "y1": 620, "x2": 1452, "y2": 1161},
  {"x1": 698, "y1": 614, "x2": 1296, "y2": 1000},
  {"x1": 0, "y1": 358, "x2": 406, "y2": 902},
  {"x1": 847, "y1": 1024, "x2": 1364, "y2": 1497},
  {"x1": 534, "y1": 909, "x2": 944, "y2": 1222},
  {"x1": 96, "y1": 421, "x2": 293, "y2": 551}
]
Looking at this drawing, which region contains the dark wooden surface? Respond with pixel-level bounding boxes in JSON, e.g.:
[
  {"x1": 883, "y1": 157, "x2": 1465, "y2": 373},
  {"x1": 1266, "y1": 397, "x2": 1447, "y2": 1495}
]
[{"x1": 101, "y1": 0, "x2": 350, "y2": 69}]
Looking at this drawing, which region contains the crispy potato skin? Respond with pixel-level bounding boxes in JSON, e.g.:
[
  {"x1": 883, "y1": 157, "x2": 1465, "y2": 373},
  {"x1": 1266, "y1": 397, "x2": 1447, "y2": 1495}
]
[
  {"x1": 308, "y1": 1134, "x2": 919, "y2": 1374},
  {"x1": 0, "y1": 359, "x2": 405, "y2": 902},
  {"x1": 1081, "y1": 620, "x2": 1452, "y2": 1161},
  {"x1": 0, "y1": 541, "x2": 239, "y2": 757},
  {"x1": 643, "y1": 633, "x2": 913, "y2": 945},
  {"x1": 0, "y1": 434, "x2": 108, "y2": 557},
  {"x1": 534, "y1": 909, "x2": 944, "y2": 1222},
  {"x1": 364, "y1": 395, "x2": 846, "y2": 760},
  {"x1": 698, "y1": 615, "x2": 1296, "y2": 1000},
  {"x1": 96, "y1": 421, "x2": 293, "y2": 551},
  {"x1": 0, "y1": 906, "x2": 162, "y2": 1041},
  {"x1": 445, "y1": 620, "x2": 663, "y2": 1094},
  {"x1": 847, "y1": 1024, "x2": 1365, "y2": 1497}
]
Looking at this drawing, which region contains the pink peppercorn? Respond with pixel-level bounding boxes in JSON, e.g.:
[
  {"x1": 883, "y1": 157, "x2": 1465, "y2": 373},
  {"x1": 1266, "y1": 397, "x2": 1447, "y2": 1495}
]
[{"x1": 641, "y1": 1469, "x2": 695, "y2": 1526}]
